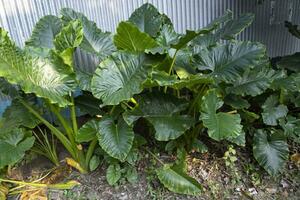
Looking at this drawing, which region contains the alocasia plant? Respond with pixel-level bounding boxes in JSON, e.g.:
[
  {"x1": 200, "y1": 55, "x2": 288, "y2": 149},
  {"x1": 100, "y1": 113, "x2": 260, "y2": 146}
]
[
  {"x1": 0, "y1": 3, "x2": 299, "y2": 196},
  {"x1": 0, "y1": 10, "x2": 115, "y2": 173}
]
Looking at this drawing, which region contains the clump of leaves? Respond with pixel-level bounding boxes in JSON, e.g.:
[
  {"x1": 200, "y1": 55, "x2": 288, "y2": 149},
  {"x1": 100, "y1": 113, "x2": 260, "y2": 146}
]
[{"x1": 0, "y1": 3, "x2": 299, "y2": 196}]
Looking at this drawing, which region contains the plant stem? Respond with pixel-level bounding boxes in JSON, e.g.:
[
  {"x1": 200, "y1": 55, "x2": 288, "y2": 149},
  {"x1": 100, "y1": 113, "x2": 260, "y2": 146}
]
[
  {"x1": 144, "y1": 148, "x2": 164, "y2": 165},
  {"x1": 110, "y1": 105, "x2": 116, "y2": 115},
  {"x1": 48, "y1": 103, "x2": 75, "y2": 145},
  {"x1": 19, "y1": 99, "x2": 76, "y2": 159},
  {"x1": 70, "y1": 97, "x2": 78, "y2": 135},
  {"x1": 227, "y1": 110, "x2": 237, "y2": 114},
  {"x1": 188, "y1": 84, "x2": 207, "y2": 115},
  {"x1": 130, "y1": 97, "x2": 138, "y2": 106},
  {"x1": 0, "y1": 178, "x2": 80, "y2": 190},
  {"x1": 164, "y1": 50, "x2": 179, "y2": 93},
  {"x1": 85, "y1": 138, "x2": 98, "y2": 167}
]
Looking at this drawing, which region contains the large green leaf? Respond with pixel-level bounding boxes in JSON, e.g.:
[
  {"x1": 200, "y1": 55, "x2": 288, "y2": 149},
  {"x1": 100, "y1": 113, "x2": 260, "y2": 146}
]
[
  {"x1": 0, "y1": 29, "x2": 76, "y2": 107},
  {"x1": 97, "y1": 116, "x2": 134, "y2": 161},
  {"x1": 91, "y1": 53, "x2": 149, "y2": 105},
  {"x1": 156, "y1": 164, "x2": 202, "y2": 195},
  {"x1": 60, "y1": 8, "x2": 115, "y2": 58},
  {"x1": 0, "y1": 129, "x2": 35, "y2": 169},
  {"x1": 271, "y1": 72, "x2": 300, "y2": 92},
  {"x1": 54, "y1": 20, "x2": 83, "y2": 66},
  {"x1": 148, "y1": 24, "x2": 180, "y2": 54},
  {"x1": 253, "y1": 129, "x2": 289, "y2": 176},
  {"x1": 261, "y1": 95, "x2": 288, "y2": 126},
  {"x1": 0, "y1": 78, "x2": 19, "y2": 98},
  {"x1": 144, "y1": 69, "x2": 212, "y2": 90},
  {"x1": 1, "y1": 100, "x2": 40, "y2": 130},
  {"x1": 226, "y1": 64, "x2": 275, "y2": 96},
  {"x1": 128, "y1": 3, "x2": 163, "y2": 37},
  {"x1": 54, "y1": 20, "x2": 83, "y2": 52},
  {"x1": 191, "y1": 11, "x2": 253, "y2": 48},
  {"x1": 76, "y1": 119, "x2": 99, "y2": 143},
  {"x1": 217, "y1": 13, "x2": 254, "y2": 40},
  {"x1": 279, "y1": 115, "x2": 300, "y2": 139},
  {"x1": 277, "y1": 53, "x2": 300, "y2": 72},
  {"x1": 25, "y1": 15, "x2": 62, "y2": 49},
  {"x1": 74, "y1": 92, "x2": 102, "y2": 116},
  {"x1": 193, "y1": 42, "x2": 266, "y2": 82},
  {"x1": 171, "y1": 29, "x2": 213, "y2": 50},
  {"x1": 224, "y1": 95, "x2": 250, "y2": 109},
  {"x1": 200, "y1": 90, "x2": 242, "y2": 141},
  {"x1": 114, "y1": 22, "x2": 158, "y2": 53},
  {"x1": 123, "y1": 93, "x2": 194, "y2": 141}
]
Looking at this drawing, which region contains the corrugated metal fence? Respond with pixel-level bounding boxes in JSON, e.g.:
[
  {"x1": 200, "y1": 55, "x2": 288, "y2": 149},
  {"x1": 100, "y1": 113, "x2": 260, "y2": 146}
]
[
  {"x1": 0, "y1": 0, "x2": 300, "y2": 114},
  {"x1": 1, "y1": 0, "x2": 300, "y2": 57}
]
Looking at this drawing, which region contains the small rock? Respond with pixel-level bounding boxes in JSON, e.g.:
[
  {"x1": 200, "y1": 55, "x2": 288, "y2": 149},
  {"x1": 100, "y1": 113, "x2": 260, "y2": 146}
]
[
  {"x1": 248, "y1": 187, "x2": 258, "y2": 195},
  {"x1": 280, "y1": 179, "x2": 289, "y2": 188},
  {"x1": 200, "y1": 169, "x2": 208, "y2": 180},
  {"x1": 117, "y1": 192, "x2": 128, "y2": 200},
  {"x1": 266, "y1": 188, "x2": 277, "y2": 194}
]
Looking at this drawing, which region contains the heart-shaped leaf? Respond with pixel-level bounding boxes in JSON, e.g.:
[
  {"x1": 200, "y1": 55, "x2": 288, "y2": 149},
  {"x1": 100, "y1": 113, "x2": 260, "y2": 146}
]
[
  {"x1": 0, "y1": 29, "x2": 76, "y2": 107},
  {"x1": 91, "y1": 53, "x2": 150, "y2": 105},
  {"x1": 261, "y1": 95, "x2": 288, "y2": 126},
  {"x1": 25, "y1": 15, "x2": 62, "y2": 49},
  {"x1": 76, "y1": 119, "x2": 99, "y2": 143},
  {"x1": 106, "y1": 163, "x2": 121, "y2": 185},
  {"x1": 129, "y1": 3, "x2": 163, "y2": 37},
  {"x1": 60, "y1": 8, "x2": 115, "y2": 58},
  {"x1": 123, "y1": 93, "x2": 194, "y2": 141},
  {"x1": 226, "y1": 64, "x2": 276, "y2": 96},
  {"x1": 193, "y1": 42, "x2": 266, "y2": 83},
  {"x1": 97, "y1": 116, "x2": 134, "y2": 161},
  {"x1": 253, "y1": 129, "x2": 289, "y2": 176},
  {"x1": 200, "y1": 90, "x2": 243, "y2": 141},
  {"x1": 0, "y1": 129, "x2": 35, "y2": 169},
  {"x1": 156, "y1": 164, "x2": 202, "y2": 195},
  {"x1": 114, "y1": 22, "x2": 158, "y2": 53}
]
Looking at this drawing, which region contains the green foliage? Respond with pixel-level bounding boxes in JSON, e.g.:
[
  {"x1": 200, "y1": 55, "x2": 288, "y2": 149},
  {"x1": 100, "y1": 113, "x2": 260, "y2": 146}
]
[
  {"x1": 0, "y1": 129, "x2": 35, "y2": 168},
  {"x1": 114, "y1": 22, "x2": 158, "y2": 52},
  {"x1": 97, "y1": 116, "x2": 134, "y2": 161},
  {"x1": 261, "y1": 95, "x2": 288, "y2": 126},
  {"x1": 91, "y1": 53, "x2": 149, "y2": 105},
  {"x1": 123, "y1": 93, "x2": 194, "y2": 141},
  {"x1": 253, "y1": 130, "x2": 289, "y2": 176},
  {"x1": 89, "y1": 155, "x2": 100, "y2": 171},
  {"x1": 0, "y1": 3, "x2": 299, "y2": 196},
  {"x1": 200, "y1": 90, "x2": 243, "y2": 141},
  {"x1": 106, "y1": 163, "x2": 122, "y2": 185},
  {"x1": 156, "y1": 164, "x2": 202, "y2": 195}
]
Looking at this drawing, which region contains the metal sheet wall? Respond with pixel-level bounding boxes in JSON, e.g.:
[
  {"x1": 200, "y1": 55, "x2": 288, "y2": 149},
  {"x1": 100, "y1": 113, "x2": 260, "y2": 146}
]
[{"x1": 0, "y1": 0, "x2": 299, "y2": 57}]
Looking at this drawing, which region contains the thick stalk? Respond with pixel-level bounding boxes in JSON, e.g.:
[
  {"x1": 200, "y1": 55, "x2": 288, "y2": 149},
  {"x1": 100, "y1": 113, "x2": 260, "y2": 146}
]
[
  {"x1": 19, "y1": 100, "x2": 76, "y2": 158},
  {"x1": 69, "y1": 97, "x2": 87, "y2": 170},
  {"x1": 70, "y1": 97, "x2": 78, "y2": 134},
  {"x1": 48, "y1": 103, "x2": 75, "y2": 145},
  {"x1": 0, "y1": 178, "x2": 80, "y2": 190},
  {"x1": 188, "y1": 84, "x2": 207, "y2": 115},
  {"x1": 164, "y1": 50, "x2": 179, "y2": 93},
  {"x1": 85, "y1": 139, "x2": 98, "y2": 167}
]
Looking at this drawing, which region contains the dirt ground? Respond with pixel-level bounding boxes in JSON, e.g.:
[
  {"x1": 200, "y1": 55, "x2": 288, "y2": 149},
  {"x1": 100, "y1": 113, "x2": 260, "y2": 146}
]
[
  {"x1": 46, "y1": 151, "x2": 299, "y2": 200},
  {"x1": 5, "y1": 142, "x2": 300, "y2": 200}
]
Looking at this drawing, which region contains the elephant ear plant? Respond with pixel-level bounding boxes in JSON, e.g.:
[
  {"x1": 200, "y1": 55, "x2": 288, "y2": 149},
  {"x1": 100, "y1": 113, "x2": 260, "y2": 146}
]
[
  {"x1": 0, "y1": 10, "x2": 115, "y2": 173},
  {"x1": 0, "y1": 3, "x2": 299, "y2": 196}
]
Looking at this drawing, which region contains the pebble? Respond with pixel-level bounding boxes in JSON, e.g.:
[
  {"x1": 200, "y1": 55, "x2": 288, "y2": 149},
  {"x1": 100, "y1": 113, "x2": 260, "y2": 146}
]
[
  {"x1": 248, "y1": 187, "x2": 258, "y2": 195},
  {"x1": 280, "y1": 179, "x2": 289, "y2": 188},
  {"x1": 266, "y1": 188, "x2": 277, "y2": 194}
]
